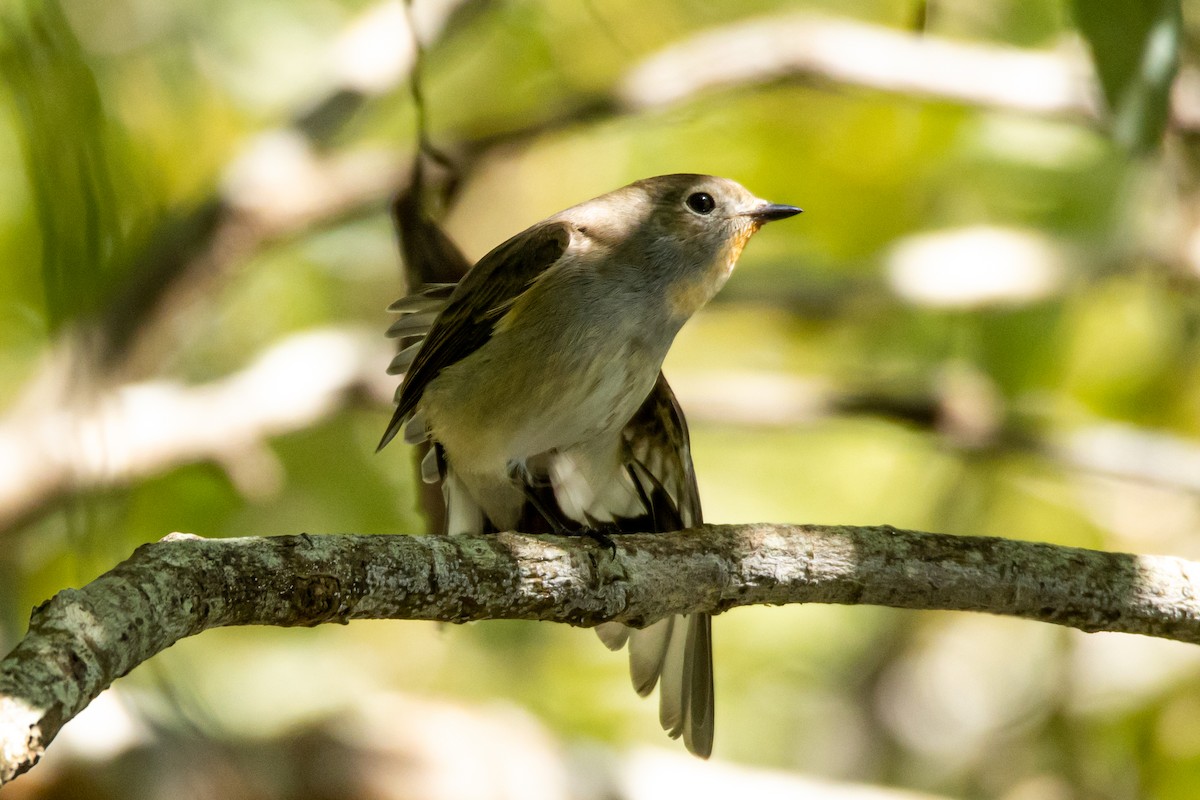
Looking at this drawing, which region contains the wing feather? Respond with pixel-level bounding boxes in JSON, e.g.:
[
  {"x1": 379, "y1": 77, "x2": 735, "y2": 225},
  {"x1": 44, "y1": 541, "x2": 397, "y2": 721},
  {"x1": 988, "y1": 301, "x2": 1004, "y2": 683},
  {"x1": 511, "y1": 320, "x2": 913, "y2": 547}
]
[
  {"x1": 377, "y1": 221, "x2": 572, "y2": 450},
  {"x1": 622, "y1": 374, "x2": 702, "y2": 528}
]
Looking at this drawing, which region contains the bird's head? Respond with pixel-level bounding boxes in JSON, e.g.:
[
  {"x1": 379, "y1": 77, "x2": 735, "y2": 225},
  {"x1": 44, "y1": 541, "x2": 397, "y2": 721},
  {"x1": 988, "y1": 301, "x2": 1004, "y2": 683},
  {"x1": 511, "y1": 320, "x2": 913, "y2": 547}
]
[{"x1": 626, "y1": 174, "x2": 802, "y2": 317}]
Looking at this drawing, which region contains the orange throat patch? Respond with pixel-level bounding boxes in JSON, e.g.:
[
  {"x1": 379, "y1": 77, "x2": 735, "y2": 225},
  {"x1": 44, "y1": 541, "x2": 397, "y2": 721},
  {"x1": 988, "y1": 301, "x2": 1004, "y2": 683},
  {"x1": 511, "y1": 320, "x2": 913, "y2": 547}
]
[{"x1": 667, "y1": 228, "x2": 753, "y2": 318}]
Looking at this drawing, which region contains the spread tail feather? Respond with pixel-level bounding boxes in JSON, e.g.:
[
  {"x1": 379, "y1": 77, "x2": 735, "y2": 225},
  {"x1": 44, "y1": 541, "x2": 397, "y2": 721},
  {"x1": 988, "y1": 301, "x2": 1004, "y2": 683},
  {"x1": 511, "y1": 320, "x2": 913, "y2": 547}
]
[
  {"x1": 628, "y1": 617, "x2": 674, "y2": 697},
  {"x1": 595, "y1": 622, "x2": 630, "y2": 651},
  {"x1": 680, "y1": 613, "x2": 714, "y2": 757},
  {"x1": 592, "y1": 618, "x2": 714, "y2": 756}
]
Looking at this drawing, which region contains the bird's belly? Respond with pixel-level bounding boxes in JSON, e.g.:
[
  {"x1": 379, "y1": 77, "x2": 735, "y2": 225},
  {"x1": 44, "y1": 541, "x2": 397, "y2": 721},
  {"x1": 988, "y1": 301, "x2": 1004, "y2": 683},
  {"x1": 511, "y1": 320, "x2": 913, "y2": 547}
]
[{"x1": 422, "y1": 334, "x2": 659, "y2": 475}]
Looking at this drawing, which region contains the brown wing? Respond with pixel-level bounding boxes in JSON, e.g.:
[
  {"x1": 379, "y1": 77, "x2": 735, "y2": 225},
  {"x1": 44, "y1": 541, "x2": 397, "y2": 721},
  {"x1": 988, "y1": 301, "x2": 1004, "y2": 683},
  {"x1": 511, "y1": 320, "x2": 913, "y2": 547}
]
[
  {"x1": 622, "y1": 372, "x2": 703, "y2": 529},
  {"x1": 377, "y1": 221, "x2": 572, "y2": 450}
]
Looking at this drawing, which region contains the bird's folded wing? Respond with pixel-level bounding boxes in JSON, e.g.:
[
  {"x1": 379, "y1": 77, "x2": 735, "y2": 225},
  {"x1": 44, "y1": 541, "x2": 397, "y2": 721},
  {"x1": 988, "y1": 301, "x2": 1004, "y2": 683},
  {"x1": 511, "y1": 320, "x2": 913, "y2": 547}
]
[{"x1": 379, "y1": 221, "x2": 572, "y2": 450}]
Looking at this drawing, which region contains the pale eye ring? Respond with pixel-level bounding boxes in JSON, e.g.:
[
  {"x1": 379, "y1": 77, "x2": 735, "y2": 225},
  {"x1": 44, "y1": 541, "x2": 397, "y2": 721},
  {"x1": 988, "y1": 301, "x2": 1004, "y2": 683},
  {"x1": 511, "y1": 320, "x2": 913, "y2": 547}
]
[{"x1": 685, "y1": 192, "x2": 716, "y2": 215}]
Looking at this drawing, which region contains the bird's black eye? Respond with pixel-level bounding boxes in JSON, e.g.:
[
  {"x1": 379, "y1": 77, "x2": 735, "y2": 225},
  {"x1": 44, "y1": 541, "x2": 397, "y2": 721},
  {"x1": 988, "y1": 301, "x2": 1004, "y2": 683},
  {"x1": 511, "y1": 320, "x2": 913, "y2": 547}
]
[{"x1": 685, "y1": 192, "x2": 716, "y2": 215}]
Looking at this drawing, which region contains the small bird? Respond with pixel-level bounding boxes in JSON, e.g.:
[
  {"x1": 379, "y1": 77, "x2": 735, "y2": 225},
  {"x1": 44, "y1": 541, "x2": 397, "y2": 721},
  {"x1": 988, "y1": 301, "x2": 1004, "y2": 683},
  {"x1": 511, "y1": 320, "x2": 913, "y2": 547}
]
[{"x1": 379, "y1": 174, "x2": 800, "y2": 757}]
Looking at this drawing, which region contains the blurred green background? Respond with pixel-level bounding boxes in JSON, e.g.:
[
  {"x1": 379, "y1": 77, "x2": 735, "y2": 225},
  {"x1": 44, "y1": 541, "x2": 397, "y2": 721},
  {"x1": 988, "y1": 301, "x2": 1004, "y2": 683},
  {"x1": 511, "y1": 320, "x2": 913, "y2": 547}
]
[{"x1": 2, "y1": 0, "x2": 1200, "y2": 798}]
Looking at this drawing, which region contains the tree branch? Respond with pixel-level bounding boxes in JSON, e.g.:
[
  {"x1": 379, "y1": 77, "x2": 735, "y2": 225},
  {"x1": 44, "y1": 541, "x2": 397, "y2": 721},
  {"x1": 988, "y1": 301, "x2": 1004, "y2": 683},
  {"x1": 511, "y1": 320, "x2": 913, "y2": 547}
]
[{"x1": 4, "y1": 523, "x2": 1200, "y2": 784}]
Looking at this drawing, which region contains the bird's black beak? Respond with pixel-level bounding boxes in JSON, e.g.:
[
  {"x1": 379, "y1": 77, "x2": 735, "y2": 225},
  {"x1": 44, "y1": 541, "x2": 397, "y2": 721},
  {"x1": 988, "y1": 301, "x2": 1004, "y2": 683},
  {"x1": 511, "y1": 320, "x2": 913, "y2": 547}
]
[{"x1": 745, "y1": 203, "x2": 803, "y2": 223}]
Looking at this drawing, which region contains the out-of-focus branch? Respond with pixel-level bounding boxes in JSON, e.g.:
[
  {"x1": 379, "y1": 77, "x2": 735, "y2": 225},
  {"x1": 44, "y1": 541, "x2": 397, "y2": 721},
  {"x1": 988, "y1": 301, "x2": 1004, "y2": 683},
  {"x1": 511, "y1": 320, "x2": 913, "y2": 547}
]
[
  {"x1": 4, "y1": 324, "x2": 1199, "y2": 534},
  {"x1": 57, "y1": 10, "x2": 1200, "y2": 375},
  {"x1": 35, "y1": 686, "x2": 954, "y2": 800},
  {"x1": 619, "y1": 13, "x2": 1100, "y2": 119},
  {"x1": 671, "y1": 370, "x2": 1200, "y2": 495},
  {"x1": 0, "y1": 328, "x2": 393, "y2": 533},
  {"x1": 1060, "y1": 424, "x2": 1200, "y2": 493},
  {"x1": 99, "y1": 0, "x2": 473, "y2": 371},
  {"x1": 4, "y1": 523, "x2": 1200, "y2": 784},
  {"x1": 9, "y1": 9, "x2": 1199, "y2": 532},
  {"x1": 110, "y1": 9, "x2": 1188, "y2": 369},
  {"x1": 617, "y1": 749, "x2": 953, "y2": 800}
]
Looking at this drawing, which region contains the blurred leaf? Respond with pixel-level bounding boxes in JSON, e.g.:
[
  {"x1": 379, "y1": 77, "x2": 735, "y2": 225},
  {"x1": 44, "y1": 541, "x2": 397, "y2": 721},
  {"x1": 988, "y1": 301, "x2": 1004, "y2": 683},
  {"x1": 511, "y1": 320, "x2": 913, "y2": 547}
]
[
  {"x1": 0, "y1": 0, "x2": 127, "y2": 332},
  {"x1": 1072, "y1": 0, "x2": 1181, "y2": 154}
]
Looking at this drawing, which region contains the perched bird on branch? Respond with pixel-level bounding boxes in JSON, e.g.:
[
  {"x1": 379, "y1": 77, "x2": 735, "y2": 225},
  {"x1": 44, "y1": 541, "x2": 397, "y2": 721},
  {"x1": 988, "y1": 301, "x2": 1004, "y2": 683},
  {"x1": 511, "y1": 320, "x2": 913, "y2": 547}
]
[{"x1": 380, "y1": 173, "x2": 800, "y2": 757}]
